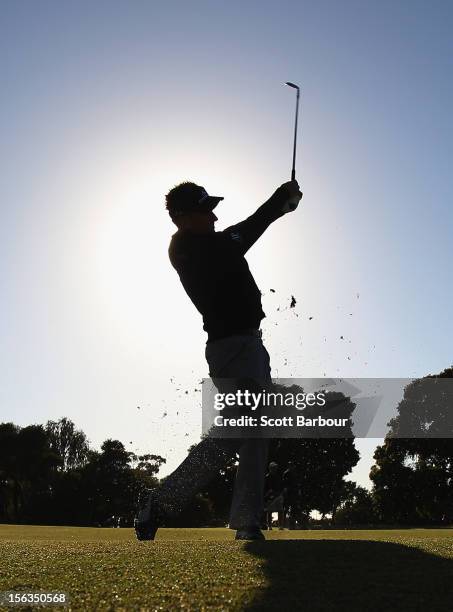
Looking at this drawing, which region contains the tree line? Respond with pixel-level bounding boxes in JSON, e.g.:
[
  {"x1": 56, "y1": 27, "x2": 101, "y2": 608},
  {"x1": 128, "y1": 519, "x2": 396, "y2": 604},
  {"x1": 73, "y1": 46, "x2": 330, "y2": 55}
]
[
  {"x1": 0, "y1": 418, "x2": 164, "y2": 526},
  {"x1": 1, "y1": 367, "x2": 452, "y2": 527}
]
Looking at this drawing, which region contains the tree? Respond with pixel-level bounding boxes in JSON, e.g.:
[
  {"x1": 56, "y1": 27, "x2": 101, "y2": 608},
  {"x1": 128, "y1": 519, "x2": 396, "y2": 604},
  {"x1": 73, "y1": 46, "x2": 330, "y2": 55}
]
[
  {"x1": 0, "y1": 423, "x2": 21, "y2": 521},
  {"x1": 132, "y1": 453, "x2": 166, "y2": 478},
  {"x1": 78, "y1": 440, "x2": 166, "y2": 526},
  {"x1": 0, "y1": 423, "x2": 59, "y2": 522},
  {"x1": 46, "y1": 417, "x2": 89, "y2": 471},
  {"x1": 370, "y1": 366, "x2": 453, "y2": 524},
  {"x1": 267, "y1": 437, "x2": 360, "y2": 523},
  {"x1": 0, "y1": 420, "x2": 167, "y2": 527},
  {"x1": 335, "y1": 482, "x2": 376, "y2": 525},
  {"x1": 197, "y1": 454, "x2": 237, "y2": 525},
  {"x1": 268, "y1": 384, "x2": 360, "y2": 522}
]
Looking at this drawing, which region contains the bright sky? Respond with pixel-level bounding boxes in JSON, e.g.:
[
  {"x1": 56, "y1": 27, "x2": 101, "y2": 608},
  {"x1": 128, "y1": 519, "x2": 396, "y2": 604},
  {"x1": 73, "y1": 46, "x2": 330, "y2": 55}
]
[{"x1": 1, "y1": 1, "x2": 452, "y2": 490}]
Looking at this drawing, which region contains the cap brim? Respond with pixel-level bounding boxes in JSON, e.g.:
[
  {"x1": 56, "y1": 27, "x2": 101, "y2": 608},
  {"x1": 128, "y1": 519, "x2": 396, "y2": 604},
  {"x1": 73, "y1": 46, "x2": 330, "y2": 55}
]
[{"x1": 201, "y1": 196, "x2": 224, "y2": 211}]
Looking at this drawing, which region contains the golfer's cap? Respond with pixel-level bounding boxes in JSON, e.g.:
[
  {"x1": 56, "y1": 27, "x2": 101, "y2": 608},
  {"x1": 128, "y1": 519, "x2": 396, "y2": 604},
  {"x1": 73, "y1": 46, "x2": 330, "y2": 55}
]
[
  {"x1": 197, "y1": 187, "x2": 224, "y2": 210},
  {"x1": 167, "y1": 183, "x2": 224, "y2": 218}
]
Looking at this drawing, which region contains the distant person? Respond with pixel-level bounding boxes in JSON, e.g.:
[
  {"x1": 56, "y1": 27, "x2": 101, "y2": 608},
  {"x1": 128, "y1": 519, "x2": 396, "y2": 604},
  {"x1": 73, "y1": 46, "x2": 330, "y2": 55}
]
[
  {"x1": 135, "y1": 179, "x2": 302, "y2": 541},
  {"x1": 282, "y1": 460, "x2": 298, "y2": 529},
  {"x1": 264, "y1": 461, "x2": 285, "y2": 530}
]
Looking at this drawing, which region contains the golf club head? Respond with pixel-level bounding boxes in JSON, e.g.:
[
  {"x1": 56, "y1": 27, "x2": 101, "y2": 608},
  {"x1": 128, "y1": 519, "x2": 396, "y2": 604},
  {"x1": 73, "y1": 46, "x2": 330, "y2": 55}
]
[{"x1": 285, "y1": 82, "x2": 301, "y2": 182}]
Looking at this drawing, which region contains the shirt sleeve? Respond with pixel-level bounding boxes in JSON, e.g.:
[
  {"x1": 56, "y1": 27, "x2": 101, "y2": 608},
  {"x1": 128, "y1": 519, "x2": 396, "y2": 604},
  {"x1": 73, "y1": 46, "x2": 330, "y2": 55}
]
[{"x1": 222, "y1": 184, "x2": 290, "y2": 254}]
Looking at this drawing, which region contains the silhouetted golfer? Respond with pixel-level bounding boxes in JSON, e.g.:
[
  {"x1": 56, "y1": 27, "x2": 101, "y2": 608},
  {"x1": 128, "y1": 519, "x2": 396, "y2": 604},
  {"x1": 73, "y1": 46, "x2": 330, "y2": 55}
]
[
  {"x1": 282, "y1": 460, "x2": 299, "y2": 528},
  {"x1": 135, "y1": 179, "x2": 302, "y2": 541},
  {"x1": 264, "y1": 461, "x2": 285, "y2": 530}
]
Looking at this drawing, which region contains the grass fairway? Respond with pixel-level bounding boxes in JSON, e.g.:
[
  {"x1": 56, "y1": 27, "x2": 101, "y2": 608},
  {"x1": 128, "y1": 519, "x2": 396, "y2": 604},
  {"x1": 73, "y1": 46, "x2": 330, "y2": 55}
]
[{"x1": 1, "y1": 526, "x2": 453, "y2": 611}]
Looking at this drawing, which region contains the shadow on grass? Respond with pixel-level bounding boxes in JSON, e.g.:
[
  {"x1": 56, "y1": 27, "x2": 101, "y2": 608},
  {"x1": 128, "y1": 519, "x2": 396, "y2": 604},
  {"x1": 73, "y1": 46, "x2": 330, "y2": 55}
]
[{"x1": 244, "y1": 539, "x2": 453, "y2": 611}]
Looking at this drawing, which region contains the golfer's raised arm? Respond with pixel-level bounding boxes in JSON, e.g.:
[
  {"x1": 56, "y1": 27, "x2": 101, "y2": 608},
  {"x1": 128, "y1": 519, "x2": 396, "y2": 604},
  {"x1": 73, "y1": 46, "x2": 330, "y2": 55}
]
[{"x1": 223, "y1": 180, "x2": 302, "y2": 254}]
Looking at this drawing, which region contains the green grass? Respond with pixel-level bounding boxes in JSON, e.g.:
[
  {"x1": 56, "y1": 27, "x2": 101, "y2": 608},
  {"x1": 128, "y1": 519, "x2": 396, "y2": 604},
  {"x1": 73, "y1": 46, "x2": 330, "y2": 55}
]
[{"x1": 1, "y1": 525, "x2": 453, "y2": 611}]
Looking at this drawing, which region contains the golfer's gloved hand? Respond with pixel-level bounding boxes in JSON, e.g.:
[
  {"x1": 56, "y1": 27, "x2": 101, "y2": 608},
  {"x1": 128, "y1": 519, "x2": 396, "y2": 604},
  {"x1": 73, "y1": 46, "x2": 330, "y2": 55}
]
[{"x1": 281, "y1": 180, "x2": 303, "y2": 213}]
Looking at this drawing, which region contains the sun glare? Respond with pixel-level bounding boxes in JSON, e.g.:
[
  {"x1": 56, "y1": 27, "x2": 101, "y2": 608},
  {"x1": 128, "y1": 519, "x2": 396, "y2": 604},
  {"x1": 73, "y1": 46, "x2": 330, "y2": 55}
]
[{"x1": 92, "y1": 178, "x2": 179, "y2": 345}]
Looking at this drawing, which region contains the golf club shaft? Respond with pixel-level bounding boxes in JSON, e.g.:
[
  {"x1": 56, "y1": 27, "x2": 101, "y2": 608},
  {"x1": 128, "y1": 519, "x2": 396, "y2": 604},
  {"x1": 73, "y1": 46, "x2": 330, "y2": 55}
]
[{"x1": 291, "y1": 89, "x2": 300, "y2": 181}]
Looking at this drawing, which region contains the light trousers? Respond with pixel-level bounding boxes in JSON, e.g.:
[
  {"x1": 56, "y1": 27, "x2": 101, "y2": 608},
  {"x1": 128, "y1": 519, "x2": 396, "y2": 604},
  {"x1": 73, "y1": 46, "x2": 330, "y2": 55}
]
[{"x1": 156, "y1": 334, "x2": 272, "y2": 529}]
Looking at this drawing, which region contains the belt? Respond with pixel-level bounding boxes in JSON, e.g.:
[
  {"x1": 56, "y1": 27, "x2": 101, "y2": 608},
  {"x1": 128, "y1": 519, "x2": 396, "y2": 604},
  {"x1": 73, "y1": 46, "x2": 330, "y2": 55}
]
[
  {"x1": 207, "y1": 328, "x2": 262, "y2": 343},
  {"x1": 240, "y1": 328, "x2": 262, "y2": 338}
]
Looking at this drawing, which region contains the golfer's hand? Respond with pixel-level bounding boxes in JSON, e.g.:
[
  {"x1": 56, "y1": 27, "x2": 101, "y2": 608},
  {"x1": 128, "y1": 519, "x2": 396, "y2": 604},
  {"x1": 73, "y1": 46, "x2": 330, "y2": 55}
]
[{"x1": 281, "y1": 180, "x2": 303, "y2": 213}]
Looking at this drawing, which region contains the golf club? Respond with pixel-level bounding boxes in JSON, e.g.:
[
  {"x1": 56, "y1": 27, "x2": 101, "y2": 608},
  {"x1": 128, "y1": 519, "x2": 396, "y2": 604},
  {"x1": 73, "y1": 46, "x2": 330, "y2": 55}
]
[{"x1": 285, "y1": 81, "x2": 300, "y2": 181}]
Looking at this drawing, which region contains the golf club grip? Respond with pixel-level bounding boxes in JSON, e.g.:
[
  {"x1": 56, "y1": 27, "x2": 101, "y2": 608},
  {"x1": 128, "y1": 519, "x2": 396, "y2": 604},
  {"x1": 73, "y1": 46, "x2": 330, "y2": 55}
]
[{"x1": 290, "y1": 169, "x2": 297, "y2": 209}]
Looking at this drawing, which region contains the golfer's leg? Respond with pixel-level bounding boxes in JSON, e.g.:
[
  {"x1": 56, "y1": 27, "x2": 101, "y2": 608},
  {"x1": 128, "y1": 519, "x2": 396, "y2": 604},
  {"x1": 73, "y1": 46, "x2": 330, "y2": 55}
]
[
  {"x1": 154, "y1": 336, "x2": 270, "y2": 522},
  {"x1": 154, "y1": 436, "x2": 240, "y2": 516},
  {"x1": 228, "y1": 437, "x2": 269, "y2": 529},
  {"x1": 148, "y1": 337, "x2": 248, "y2": 517},
  {"x1": 213, "y1": 336, "x2": 271, "y2": 531}
]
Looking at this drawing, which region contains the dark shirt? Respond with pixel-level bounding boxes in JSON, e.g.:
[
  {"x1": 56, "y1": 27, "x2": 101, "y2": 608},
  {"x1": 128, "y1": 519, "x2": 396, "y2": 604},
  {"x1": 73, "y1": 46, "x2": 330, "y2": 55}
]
[
  {"x1": 283, "y1": 468, "x2": 297, "y2": 497},
  {"x1": 169, "y1": 185, "x2": 289, "y2": 340},
  {"x1": 265, "y1": 470, "x2": 283, "y2": 499}
]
